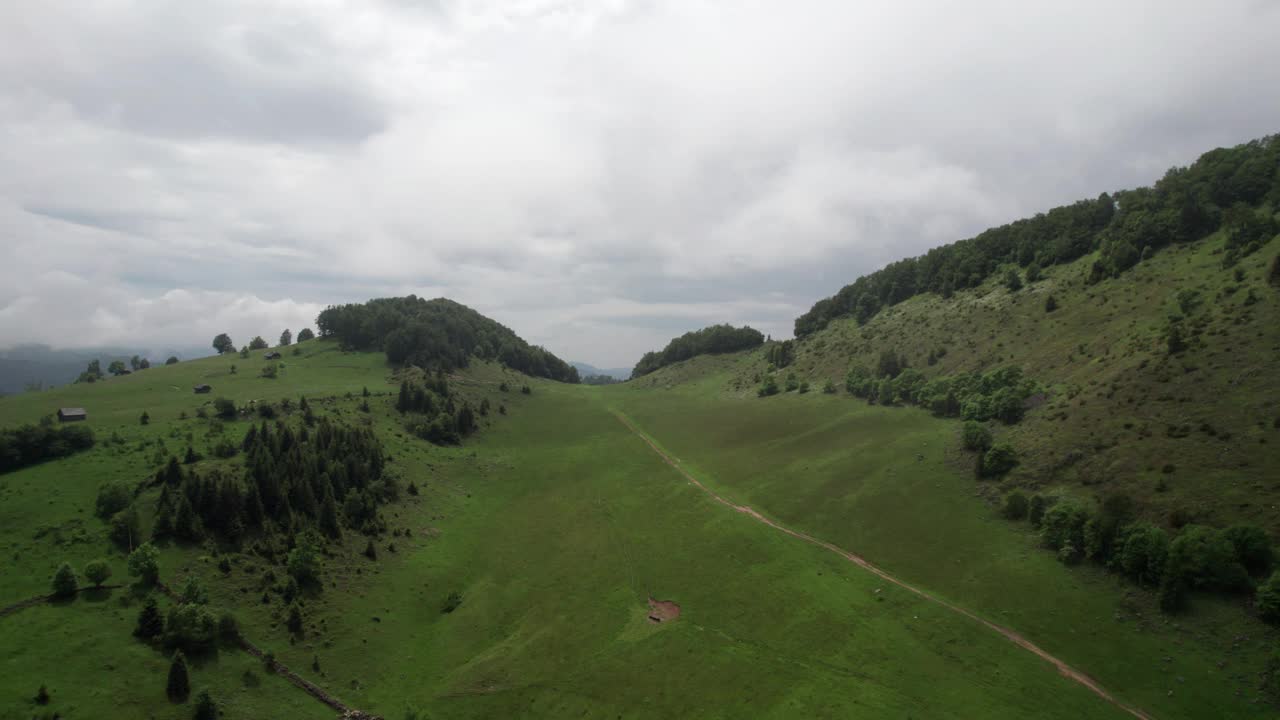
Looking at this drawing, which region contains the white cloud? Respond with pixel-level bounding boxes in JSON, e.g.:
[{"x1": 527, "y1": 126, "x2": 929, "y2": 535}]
[{"x1": 1, "y1": 0, "x2": 1278, "y2": 368}]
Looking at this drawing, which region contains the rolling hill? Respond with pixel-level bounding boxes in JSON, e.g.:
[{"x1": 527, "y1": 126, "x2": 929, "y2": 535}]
[{"x1": 2, "y1": 135, "x2": 1279, "y2": 720}]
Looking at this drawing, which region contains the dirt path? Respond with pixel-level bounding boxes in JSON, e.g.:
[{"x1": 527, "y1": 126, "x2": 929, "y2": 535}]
[
  {"x1": 156, "y1": 583, "x2": 381, "y2": 720},
  {"x1": 0, "y1": 584, "x2": 126, "y2": 619},
  {"x1": 611, "y1": 410, "x2": 1154, "y2": 720}
]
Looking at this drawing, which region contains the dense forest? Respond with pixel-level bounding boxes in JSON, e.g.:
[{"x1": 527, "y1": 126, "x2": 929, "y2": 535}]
[
  {"x1": 795, "y1": 135, "x2": 1280, "y2": 336},
  {"x1": 316, "y1": 296, "x2": 579, "y2": 383},
  {"x1": 632, "y1": 324, "x2": 765, "y2": 378},
  {"x1": 149, "y1": 416, "x2": 390, "y2": 545}
]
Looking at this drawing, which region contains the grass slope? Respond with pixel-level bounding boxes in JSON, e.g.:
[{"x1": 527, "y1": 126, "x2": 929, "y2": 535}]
[
  {"x1": 606, "y1": 357, "x2": 1280, "y2": 718},
  {"x1": 756, "y1": 231, "x2": 1280, "y2": 534},
  {"x1": 2, "y1": 342, "x2": 1133, "y2": 719}
]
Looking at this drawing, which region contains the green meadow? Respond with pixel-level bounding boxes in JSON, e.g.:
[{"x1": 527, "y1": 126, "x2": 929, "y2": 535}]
[{"x1": 0, "y1": 338, "x2": 1275, "y2": 719}]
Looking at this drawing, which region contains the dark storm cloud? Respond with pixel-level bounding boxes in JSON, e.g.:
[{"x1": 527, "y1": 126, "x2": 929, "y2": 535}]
[{"x1": 0, "y1": 1, "x2": 1278, "y2": 367}]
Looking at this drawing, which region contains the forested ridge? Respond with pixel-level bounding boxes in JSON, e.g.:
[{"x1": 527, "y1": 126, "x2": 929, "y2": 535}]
[
  {"x1": 316, "y1": 296, "x2": 579, "y2": 383},
  {"x1": 796, "y1": 135, "x2": 1280, "y2": 336},
  {"x1": 631, "y1": 324, "x2": 764, "y2": 378}
]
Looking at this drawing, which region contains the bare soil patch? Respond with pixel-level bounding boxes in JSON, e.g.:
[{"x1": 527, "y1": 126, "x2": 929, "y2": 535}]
[{"x1": 647, "y1": 597, "x2": 681, "y2": 623}]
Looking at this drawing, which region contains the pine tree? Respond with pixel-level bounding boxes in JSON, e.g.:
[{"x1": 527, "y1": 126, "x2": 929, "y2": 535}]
[
  {"x1": 319, "y1": 492, "x2": 342, "y2": 540},
  {"x1": 135, "y1": 596, "x2": 165, "y2": 640},
  {"x1": 167, "y1": 650, "x2": 191, "y2": 702},
  {"x1": 286, "y1": 603, "x2": 304, "y2": 635}
]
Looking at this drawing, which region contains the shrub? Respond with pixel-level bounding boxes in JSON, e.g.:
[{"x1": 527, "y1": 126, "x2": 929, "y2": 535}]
[
  {"x1": 1040, "y1": 502, "x2": 1089, "y2": 551},
  {"x1": 213, "y1": 398, "x2": 236, "y2": 420},
  {"x1": 798, "y1": 380, "x2": 810, "y2": 394},
  {"x1": 1223, "y1": 524, "x2": 1273, "y2": 575},
  {"x1": 260, "y1": 363, "x2": 279, "y2": 379},
  {"x1": 1025, "y1": 262, "x2": 1042, "y2": 283},
  {"x1": 52, "y1": 562, "x2": 78, "y2": 598},
  {"x1": 961, "y1": 421, "x2": 992, "y2": 452},
  {"x1": 140, "y1": 411, "x2": 150, "y2": 425},
  {"x1": 193, "y1": 690, "x2": 217, "y2": 720},
  {"x1": 1118, "y1": 524, "x2": 1169, "y2": 586},
  {"x1": 287, "y1": 532, "x2": 322, "y2": 584},
  {"x1": 1166, "y1": 525, "x2": 1251, "y2": 593},
  {"x1": 1258, "y1": 572, "x2": 1280, "y2": 624},
  {"x1": 35, "y1": 684, "x2": 50, "y2": 705},
  {"x1": 1044, "y1": 294, "x2": 1058, "y2": 312},
  {"x1": 520, "y1": 385, "x2": 531, "y2": 395},
  {"x1": 179, "y1": 576, "x2": 209, "y2": 605},
  {"x1": 1004, "y1": 268, "x2": 1023, "y2": 291},
  {"x1": 978, "y1": 444, "x2": 1018, "y2": 477},
  {"x1": 218, "y1": 612, "x2": 239, "y2": 641},
  {"x1": 1028, "y1": 495, "x2": 1048, "y2": 528},
  {"x1": 822, "y1": 379, "x2": 837, "y2": 394},
  {"x1": 167, "y1": 603, "x2": 218, "y2": 651},
  {"x1": 128, "y1": 542, "x2": 161, "y2": 585},
  {"x1": 441, "y1": 591, "x2": 463, "y2": 613},
  {"x1": 784, "y1": 373, "x2": 800, "y2": 392},
  {"x1": 83, "y1": 559, "x2": 112, "y2": 587},
  {"x1": 95, "y1": 481, "x2": 133, "y2": 519},
  {"x1": 1002, "y1": 491, "x2": 1029, "y2": 520},
  {"x1": 167, "y1": 650, "x2": 191, "y2": 702},
  {"x1": 1057, "y1": 542, "x2": 1081, "y2": 565},
  {"x1": 757, "y1": 374, "x2": 779, "y2": 397}
]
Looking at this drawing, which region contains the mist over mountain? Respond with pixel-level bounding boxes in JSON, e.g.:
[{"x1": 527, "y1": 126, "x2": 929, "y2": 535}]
[{"x1": 0, "y1": 343, "x2": 209, "y2": 394}]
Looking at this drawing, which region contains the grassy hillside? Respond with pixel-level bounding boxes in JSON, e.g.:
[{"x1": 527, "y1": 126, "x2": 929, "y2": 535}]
[
  {"x1": 0, "y1": 339, "x2": 1177, "y2": 719},
  {"x1": 747, "y1": 230, "x2": 1280, "y2": 535},
  {"x1": 606, "y1": 359, "x2": 1280, "y2": 718}
]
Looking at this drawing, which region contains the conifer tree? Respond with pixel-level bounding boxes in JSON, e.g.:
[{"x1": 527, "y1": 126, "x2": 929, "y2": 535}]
[
  {"x1": 52, "y1": 562, "x2": 78, "y2": 598},
  {"x1": 135, "y1": 596, "x2": 165, "y2": 640},
  {"x1": 319, "y1": 492, "x2": 342, "y2": 540},
  {"x1": 167, "y1": 650, "x2": 191, "y2": 702}
]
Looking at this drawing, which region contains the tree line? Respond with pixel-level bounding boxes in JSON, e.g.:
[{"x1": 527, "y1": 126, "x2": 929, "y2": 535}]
[
  {"x1": 1001, "y1": 490, "x2": 1280, "y2": 621},
  {"x1": 212, "y1": 328, "x2": 314, "y2": 355},
  {"x1": 632, "y1": 324, "x2": 765, "y2": 378},
  {"x1": 795, "y1": 134, "x2": 1280, "y2": 337},
  {"x1": 0, "y1": 422, "x2": 94, "y2": 474},
  {"x1": 315, "y1": 296, "x2": 579, "y2": 382}
]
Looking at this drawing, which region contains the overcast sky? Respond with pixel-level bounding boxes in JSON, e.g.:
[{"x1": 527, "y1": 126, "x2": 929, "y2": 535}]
[{"x1": 1, "y1": 1, "x2": 1277, "y2": 368}]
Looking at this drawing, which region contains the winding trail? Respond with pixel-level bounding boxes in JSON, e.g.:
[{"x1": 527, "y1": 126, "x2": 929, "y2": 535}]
[{"x1": 611, "y1": 409, "x2": 1153, "y2": 720}]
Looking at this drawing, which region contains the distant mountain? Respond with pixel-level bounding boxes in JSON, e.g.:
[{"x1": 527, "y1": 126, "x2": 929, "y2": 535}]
[
  {"x1": 0, "y1": 344, "x2": 210, "y2": 395},
  {"x1": 570, "y1": 361, "x2": 631, "y2": 381}
]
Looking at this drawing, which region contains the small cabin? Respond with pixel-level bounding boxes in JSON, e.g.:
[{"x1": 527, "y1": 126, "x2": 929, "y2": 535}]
[
  {"x1": 118, "y1": 368, "x2": 132, "y2": 375},
  {"x1": 193, "y1": 384, "x2": 212, "y2": 394},
  {"x1": 264, "y1": 351, "x2": 282, "y2": 360},
  {"x1": 57, "y1": 407, "x2": 87, "y2": 422}
]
